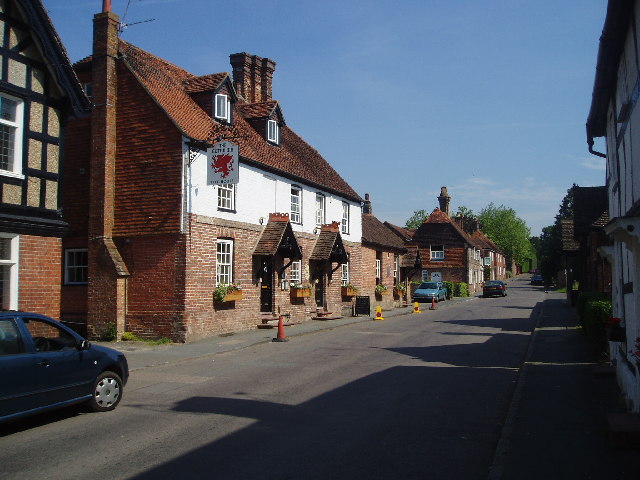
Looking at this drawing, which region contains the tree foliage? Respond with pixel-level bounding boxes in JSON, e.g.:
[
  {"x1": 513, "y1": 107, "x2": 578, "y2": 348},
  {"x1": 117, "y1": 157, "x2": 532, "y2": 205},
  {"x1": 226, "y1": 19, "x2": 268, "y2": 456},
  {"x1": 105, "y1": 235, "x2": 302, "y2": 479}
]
[
  {"x1": 405, "y1": 209, "x2": 429, "y2": 229},
  {"x1": 478, "y1": 203, "x2": 532, "y2": 267},
  {"x1": 454, "y1": 206, "x2": 478, "y2": 234}
]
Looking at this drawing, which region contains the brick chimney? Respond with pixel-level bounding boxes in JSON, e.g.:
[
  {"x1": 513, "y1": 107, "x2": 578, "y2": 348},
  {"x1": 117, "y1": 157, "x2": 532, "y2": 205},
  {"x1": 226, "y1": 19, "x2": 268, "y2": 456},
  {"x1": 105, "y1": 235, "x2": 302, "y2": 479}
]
[
  {"x1": 229, "y1": 52, "x2": 276, "y2": 103},
  {"x1": 363, "y1": 193, "x2": 373, "y2": 215},
  {"x1": 438, "y1": 186, "x2": 451, "y2": 217},
  {"x1": 88, "y1": 7, "x2": 129, "y2": 339}
]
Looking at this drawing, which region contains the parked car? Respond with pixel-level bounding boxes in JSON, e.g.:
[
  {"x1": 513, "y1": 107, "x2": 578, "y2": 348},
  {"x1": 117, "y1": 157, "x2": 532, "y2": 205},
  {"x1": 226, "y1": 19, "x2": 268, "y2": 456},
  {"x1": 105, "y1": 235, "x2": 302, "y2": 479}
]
[
  {"x1": 483, "y1": 280, "x2": 507, "y2": 297},
  {"x1": 530, "y1": 274, "x2": 544, "y2": 286},
  {"x1": 413, "y1": 281, "x2": 447, "y2": 303},
  {"x1": 0, "y1": 312, "x2": 128, "y2": 423}
]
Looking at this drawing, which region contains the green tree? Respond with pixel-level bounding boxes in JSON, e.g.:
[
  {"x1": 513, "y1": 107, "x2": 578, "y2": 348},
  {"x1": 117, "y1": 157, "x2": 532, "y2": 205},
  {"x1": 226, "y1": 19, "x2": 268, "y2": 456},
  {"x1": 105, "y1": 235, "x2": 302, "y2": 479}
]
[
  {"x1": 454, "y1": 206, "x2": 478, "y2": 234},
  {"x1": 405, "y1": 209, "x2": 429, "y2": 229},
  {"x1": 478, "y1": 203, "x2": 532, "y2": 269}
]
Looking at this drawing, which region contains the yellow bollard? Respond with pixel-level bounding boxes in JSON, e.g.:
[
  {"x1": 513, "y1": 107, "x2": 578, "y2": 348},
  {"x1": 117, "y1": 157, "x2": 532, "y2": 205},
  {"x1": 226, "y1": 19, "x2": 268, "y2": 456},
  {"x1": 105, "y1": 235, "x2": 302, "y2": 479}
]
[
  {"x1": 374, "y1": 305, "x2": 384, "y2": 321},
  {"x1": 413, "y1": 301, "x2": 421, "y2": 314}
]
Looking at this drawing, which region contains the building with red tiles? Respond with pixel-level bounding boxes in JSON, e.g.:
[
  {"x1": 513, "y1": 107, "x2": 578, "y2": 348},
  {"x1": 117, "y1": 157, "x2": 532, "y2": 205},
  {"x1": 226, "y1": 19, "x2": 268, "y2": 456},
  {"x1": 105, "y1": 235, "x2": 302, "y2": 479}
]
[
  {"x1": 0, "y1": 0, "x2": 89, "y2": 319},
  {"x1": 62, "y1": 6, "x2": 364, "y2": 341}
]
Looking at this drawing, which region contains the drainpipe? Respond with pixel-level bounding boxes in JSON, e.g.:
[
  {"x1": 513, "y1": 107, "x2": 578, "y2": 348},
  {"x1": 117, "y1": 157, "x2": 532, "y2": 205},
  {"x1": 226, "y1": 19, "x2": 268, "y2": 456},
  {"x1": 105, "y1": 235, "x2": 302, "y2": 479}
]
[{"x1": 587, "y1": 133, "x2": 606, "y2": 158}]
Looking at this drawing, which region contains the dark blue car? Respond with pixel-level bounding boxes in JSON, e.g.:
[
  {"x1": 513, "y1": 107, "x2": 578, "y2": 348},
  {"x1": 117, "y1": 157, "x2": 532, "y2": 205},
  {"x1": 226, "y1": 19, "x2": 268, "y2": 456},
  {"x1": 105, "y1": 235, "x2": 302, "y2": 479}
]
[{"x1": 0, "y1": 312, "x2": 128, "y2": 423}]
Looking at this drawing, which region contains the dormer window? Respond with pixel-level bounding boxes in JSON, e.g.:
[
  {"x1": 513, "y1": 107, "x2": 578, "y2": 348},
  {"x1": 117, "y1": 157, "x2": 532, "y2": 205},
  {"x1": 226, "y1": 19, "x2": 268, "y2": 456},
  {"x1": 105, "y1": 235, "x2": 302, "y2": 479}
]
[
  {"x1": 267, "y1": 119, "x2": 279, "y2": 144},
  {"x1": 214, "y1": 93, "x2": 231, "y2": 122}
]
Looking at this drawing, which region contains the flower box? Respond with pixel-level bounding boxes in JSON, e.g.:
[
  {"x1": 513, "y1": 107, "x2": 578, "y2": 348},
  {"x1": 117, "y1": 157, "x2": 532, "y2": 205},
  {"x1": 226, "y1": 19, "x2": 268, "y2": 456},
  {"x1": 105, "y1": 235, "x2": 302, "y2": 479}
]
[
  {"x1": 393, "y1": 288, "x2": 406, "y2": 297},
  {"x1": 342, "y1": 286, "x2": 358, "y2": 297},
  {"x1": 223, "y1": 290, "x2": 243, "y2": 302},
  {"x1": 290, "y1": 287, "x2": 311, "y2": 298}
]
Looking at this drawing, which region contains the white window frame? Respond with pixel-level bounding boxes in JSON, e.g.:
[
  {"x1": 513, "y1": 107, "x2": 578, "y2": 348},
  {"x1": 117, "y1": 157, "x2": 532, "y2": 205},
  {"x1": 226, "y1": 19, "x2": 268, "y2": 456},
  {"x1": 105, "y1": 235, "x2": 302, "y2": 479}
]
[
  {"x1": 0, "y1": 234, "x2": 19, "y2": 310},
  {"x1": 217, "y1": 183, "x2": 235, "y2": 211},
  {"x1": 393, "y1": 254, "x2": 399, "y2": 282},
  {"x1": 216, "y1": 239, "x2": 234, "y2": 285},
  {"x1": 341, "y1": 201, "x2": 350, "y2": 234},
  {"x1": 421, "y1": 270, "x2": 429, "y2": 282},
  {"x1": 430, "y1": 245, "x2": 444, "y2": 260},
  {"x1": 341, "y1": 262, "x2": 349, "y2": 286},
  {"x1": 214, "y1": 93, "x2": 230, "y2": 122},
  {"x1": 64, "y1": 248, "x2": 88, "y2": 285},
  {"x1": 290, "y1": 260, "x2": 302, "y2": 284},
  {"x1": 315, "y1": 193, "x2": 325, "y2": 226},
  {"x1": 0, "y1": 93, "x2": 24, "y2": 178},
  {"x1": 376, "y1": 258, "x2": 381, "y2": 281},
  {"x1": 267, "y1": 119, "x2": 279, "y2": 144},
  {"x1": 290, "y1": 186, "x2": 302, "y2": 223}
]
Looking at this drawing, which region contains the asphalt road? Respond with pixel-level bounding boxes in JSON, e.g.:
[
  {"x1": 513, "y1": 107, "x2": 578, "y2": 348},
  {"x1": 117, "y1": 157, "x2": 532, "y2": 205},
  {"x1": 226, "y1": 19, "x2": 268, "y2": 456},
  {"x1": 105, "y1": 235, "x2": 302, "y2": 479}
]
[{"x1": 1, "y1": 278, "x2": 546, "y2": 480}]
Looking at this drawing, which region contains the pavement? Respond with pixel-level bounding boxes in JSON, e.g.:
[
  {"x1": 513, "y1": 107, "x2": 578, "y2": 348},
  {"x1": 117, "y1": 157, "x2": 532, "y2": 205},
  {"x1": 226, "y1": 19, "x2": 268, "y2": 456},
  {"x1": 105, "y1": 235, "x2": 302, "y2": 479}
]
[{"x1": 97, "y1": 281, "x2": 640, "y2": 479}]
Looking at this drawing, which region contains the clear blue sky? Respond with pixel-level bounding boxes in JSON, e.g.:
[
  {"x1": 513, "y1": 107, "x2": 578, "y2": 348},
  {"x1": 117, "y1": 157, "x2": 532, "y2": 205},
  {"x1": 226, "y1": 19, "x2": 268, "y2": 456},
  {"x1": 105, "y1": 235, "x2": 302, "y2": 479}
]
[{"x1": 45, "y1": 0, "x2": 608, "y2": 236}]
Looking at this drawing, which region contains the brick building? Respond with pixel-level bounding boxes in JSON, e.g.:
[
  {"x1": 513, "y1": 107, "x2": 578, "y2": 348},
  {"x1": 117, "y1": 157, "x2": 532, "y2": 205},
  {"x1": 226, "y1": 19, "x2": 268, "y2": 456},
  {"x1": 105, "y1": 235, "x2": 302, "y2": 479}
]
[
  {"x1": 0, "y1": 0, "x2": 89, "y2": 318},
  {"x1": 407, "y1": 187, "x2": 485, "y2": 293},
  {"x1": 63, "y1": 5, "x2": 363, "y2": 341}
]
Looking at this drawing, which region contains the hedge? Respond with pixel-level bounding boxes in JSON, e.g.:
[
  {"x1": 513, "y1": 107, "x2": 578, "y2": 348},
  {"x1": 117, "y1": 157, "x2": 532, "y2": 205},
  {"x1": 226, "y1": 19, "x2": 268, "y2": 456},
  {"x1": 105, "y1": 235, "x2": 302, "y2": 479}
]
[
  {"x1": 454, "y1": 282, "x2": 469, "y2": 297},
  {"x1": 576, "y1": 292, "x2": 611, "y2": 355}
]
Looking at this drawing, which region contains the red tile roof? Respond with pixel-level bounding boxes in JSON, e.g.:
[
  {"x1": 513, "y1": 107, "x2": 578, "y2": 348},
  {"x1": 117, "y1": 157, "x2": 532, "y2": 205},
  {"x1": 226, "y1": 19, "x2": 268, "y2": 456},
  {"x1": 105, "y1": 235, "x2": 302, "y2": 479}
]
[
  {"x1": 116, "y1": 41, "x2": 361, "y2": 202},
  {"x1": 182, "y1": 73, "x2": 229, "y2": 93}
]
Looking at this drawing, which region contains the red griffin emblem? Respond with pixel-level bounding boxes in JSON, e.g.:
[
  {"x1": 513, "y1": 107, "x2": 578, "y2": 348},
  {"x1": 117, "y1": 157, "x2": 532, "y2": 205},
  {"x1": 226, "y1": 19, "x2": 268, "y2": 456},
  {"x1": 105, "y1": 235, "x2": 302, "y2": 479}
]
[{"x1": 211, "y1": 154, "x2": 234, "y2": 179}]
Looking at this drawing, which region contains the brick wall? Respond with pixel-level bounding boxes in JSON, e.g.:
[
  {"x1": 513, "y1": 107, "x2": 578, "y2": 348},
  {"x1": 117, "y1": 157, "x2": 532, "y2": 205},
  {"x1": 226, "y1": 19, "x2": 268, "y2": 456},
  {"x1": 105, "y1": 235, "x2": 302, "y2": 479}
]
[{"x1": 18, "y1": 235, "x2": 61, "y2": 319}]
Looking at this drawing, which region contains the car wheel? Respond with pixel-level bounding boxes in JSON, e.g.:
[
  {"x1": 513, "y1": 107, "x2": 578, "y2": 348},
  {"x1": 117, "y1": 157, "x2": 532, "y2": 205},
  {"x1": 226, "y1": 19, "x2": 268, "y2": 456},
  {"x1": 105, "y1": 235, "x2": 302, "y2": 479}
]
[{"x1": 88, "y1": 371, "x2": 123, "y2": 412}]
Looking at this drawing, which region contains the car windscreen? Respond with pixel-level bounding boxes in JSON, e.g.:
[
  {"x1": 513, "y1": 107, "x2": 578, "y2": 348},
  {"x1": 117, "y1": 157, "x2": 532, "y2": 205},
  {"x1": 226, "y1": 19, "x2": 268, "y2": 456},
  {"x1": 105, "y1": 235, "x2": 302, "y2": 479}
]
[
  {"x1": 485, "y1": 281, "x2": 502, "y2": 286},
  {"x1": 419, "y1": 282, "x2": 438, "y2": 289}
]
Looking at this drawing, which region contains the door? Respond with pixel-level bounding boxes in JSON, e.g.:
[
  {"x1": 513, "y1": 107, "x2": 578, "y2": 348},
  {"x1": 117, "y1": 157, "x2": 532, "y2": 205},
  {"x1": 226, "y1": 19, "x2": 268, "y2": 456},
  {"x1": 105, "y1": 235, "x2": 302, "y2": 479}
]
[
  {"x1": 260, "y1": 261, "x2": 273, "y2": 313},
  {"x1": 312, "y1": 261, "x2": 325, "y2": 308}
]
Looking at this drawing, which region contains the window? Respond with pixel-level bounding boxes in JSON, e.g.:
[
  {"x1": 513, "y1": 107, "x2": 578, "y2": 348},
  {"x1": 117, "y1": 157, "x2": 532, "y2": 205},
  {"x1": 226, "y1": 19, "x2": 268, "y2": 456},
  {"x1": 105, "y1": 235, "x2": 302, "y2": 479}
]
[
  {"x1": 393, "y1": 254, "x2": 399, "y2": 283},
  {"x1": 24, "y1": 317, "x2": 77, "y2": 352},
  {"x1": 0, "y1": 94, "x2": 23, "y2": 177},
  {"x1": 217, "y1": 184, "x2": 235, "y2": 210},
  {"x1": 315, "y1": 193, "x2": 325, "y2": 226},
  {"x1": 290, "y1": 186, "x2": 301, "y2": 223},
  {"x1": 216, "y1": 239, "x2": 233, "y2": 285},
  {"x1": 422, "y1": 270, "x2": 429, "y2": 282},
  {"x1": 290, "y1": 260, "x2": 301, "y2": 284},
  {"x1": 214, "y1": 93, "x2": 231, "y2": 122},
  {"x1": 64, "y1": 249, "x2": 88, "y2": 285},
  {"x1": 341, "y1": 262, "x2": 349, "y2": 286},
  {"x1": 341, "y1": 202, "x2": 350, "y2": 234},
  {"x1": 83, "y1": 82, "x2": 93, "y2": 99},
  {"x1": 376, "y1": 258, "x2": 381, "y2": 281},
  {"x1": 430, "y1": 245, "x2": 444, "y2": 261},
  {"x1": 0, "y1": 235, "x2": 18, "y2": 310},
  {"x1": 0, "y1": 319, "x2": 23, "y2": 355},
  {"x1": 267, "y1": 119, "x2": 279, "y2": 144}
]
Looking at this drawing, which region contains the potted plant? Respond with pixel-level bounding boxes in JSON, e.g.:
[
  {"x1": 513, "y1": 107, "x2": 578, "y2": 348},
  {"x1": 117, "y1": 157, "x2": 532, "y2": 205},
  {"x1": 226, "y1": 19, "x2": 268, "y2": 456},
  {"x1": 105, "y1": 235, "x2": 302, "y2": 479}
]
[
  {"x1": 393, "y1": 283, "x2": 407, "y2": 297},
  {"x1": 213, "y1": 283, "x2": 243, "y2": 303},
  {"x1": 341, "y1": 283, "x2": 359, "y2": 296},
  {"x1": 290, "y1": 281, "x2": 312, "y2": 298},
  {"x1": 375, "y1": 283, "x2": 388, "y2": 295}
]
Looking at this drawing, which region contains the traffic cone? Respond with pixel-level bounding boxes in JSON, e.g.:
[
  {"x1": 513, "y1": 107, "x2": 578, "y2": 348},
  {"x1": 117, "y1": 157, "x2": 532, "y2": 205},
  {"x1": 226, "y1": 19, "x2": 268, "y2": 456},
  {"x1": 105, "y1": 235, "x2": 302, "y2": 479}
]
[
  {"x1": 272, "y1": 315, "x2": 289, "y2": 342},
  {"x1": 429, "y1": 297, "x2": 437, "y2": 310},
  {"x1": 413, "y1": 302, "x2": 421, "y2": 314},
  {"x1": 374, "y1": 306, "x2": 384, "y2": 321}
]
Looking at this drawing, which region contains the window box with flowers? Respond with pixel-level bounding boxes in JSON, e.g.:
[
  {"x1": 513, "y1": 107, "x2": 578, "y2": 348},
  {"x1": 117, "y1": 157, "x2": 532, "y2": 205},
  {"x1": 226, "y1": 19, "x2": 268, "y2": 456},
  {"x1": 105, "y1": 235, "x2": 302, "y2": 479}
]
[
  {"x1": 341, "y1": 284, "x2": 359, "y2": 297},
  {"x1": 375, "y1": 284, "x2": 389, "y2": 296},
  {"x1": 393, "y1": 283, "x2": 407, "y2": 297},
  {"x1": 214, "y1": 283, "x2": 243, "y2": 303},
  {"x1": 290, "y1": 282, "x2": 312, "y2": 298}
]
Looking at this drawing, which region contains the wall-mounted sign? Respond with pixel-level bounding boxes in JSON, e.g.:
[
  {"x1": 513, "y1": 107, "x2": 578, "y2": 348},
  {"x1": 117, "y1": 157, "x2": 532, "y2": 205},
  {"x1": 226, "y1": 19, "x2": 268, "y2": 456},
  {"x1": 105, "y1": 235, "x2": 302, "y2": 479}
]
[
  {"x1": 484, "y1": 257, "x2": 492, "y2": 266},
  {"x1": 431, "y1": 272, "x2": 442, "y2": 282},
  {"x1": 207, "y1": 141, "x2": 239, "y2": 185}
]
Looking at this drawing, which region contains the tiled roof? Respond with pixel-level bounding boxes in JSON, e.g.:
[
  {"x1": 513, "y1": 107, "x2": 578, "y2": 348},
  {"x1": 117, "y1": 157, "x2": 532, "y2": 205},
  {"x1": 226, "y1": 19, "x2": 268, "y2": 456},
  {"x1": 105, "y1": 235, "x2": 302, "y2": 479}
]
[
  {"x1": 116, "y1": 41, "x2": 361, "y2": 203},
  {"x1": 384, "y1": 222, "x2": 415, "y2": 241},
  {"x1": 362, "y1": 214, "x2": 407, "y2": 252},
  {"x1": 310, "y1": 230, "x2": 348, "y2": 263},
  {"x1": 182, "y1": 73, "x2": 229, "y2": 93},
  {"x1": 401, "y1": 244, "x2": 421, "y2": 268},
  {"x1": 238, "y1": 101, "x2": 280, "y2": 119},
  {"x1": 253, "y1": 218, "x2": 302, "y2": 259},
  {"x1": 416, "y1": 208, "x2": 476, "y2": 248},
  {"x1": 561, "y1": 219, "x2": 580, "y2": 252}
]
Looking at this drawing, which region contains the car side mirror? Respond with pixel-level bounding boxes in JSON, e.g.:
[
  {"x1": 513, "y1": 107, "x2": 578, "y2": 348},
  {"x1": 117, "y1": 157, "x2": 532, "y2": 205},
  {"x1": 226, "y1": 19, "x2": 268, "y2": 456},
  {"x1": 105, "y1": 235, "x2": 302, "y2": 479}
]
[{"x1": 79, "y1": 339, "x2": 91, "y2": 351}]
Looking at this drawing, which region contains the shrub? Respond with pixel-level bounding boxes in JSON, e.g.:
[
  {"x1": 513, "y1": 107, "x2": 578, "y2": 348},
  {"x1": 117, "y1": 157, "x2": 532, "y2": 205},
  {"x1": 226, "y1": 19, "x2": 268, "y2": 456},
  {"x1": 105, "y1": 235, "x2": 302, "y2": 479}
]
[
  {"x1": 576, "y1": 292, "x2": 610, "y2": 324},
  {"x1": 576, "y1": 292, "x2": 612, "y2": 356},
  {"x1": 101, "y1": 322, "x2": 117, "y2": 341},
  {"x1": 454, "y1": 282, "x2": 469, "y2": 297},
  {"x1": 443, "y1": 281, "x2": 454, "y2": 299}
]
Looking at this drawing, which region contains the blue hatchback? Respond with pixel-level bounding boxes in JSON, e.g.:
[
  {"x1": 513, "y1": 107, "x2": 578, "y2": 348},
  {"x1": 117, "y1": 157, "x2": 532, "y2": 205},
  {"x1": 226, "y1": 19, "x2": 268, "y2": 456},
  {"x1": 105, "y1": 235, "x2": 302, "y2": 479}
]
[
  {"x1": 413, "y1": 281, "x2": 448, "y2": 303},
  {"x1": 0, "y1": 312, "x2": 128, "y2": 423}
]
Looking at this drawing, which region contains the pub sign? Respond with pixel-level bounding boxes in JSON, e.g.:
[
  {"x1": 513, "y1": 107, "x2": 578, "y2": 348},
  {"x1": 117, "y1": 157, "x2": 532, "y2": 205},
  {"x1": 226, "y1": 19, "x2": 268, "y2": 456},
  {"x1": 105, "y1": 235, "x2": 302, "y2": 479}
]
[{"x1": 207, "y1": 141, "x2": 239, "y2": 185}]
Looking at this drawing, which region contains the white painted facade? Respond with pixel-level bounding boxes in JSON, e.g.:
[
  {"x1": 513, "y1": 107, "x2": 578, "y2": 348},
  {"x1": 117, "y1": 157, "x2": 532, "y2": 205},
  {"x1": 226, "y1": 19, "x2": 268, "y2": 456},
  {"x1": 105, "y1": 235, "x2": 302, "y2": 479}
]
[
  {"x1": 592, "y1": 2, "x2": 640, "y2": 413},
  {"x1": 183, "y1": 144, "x2": 363, "y2": 242}
]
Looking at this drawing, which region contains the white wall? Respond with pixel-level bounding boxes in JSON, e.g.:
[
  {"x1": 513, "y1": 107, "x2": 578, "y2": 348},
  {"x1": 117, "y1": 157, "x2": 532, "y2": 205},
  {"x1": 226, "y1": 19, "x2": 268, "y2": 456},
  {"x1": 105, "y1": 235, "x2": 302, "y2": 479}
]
[{"x1": 184, "y1": 144, "x2": 362, "y2": 242}]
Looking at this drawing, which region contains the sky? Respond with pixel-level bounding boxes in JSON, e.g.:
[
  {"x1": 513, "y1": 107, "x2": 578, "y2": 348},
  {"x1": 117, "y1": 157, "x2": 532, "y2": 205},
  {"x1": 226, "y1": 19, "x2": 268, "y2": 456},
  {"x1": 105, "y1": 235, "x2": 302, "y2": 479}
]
[{"x1": 44, "y1": 0, "x2": 609, "y2": 236}]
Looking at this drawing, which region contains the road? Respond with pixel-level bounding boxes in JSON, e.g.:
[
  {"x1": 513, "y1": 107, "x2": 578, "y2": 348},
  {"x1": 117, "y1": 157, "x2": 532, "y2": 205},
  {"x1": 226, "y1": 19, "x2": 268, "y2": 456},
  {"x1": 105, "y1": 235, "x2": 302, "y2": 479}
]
[{"x1": 1, "y1": 277, "x2": 546, "y2": 480}]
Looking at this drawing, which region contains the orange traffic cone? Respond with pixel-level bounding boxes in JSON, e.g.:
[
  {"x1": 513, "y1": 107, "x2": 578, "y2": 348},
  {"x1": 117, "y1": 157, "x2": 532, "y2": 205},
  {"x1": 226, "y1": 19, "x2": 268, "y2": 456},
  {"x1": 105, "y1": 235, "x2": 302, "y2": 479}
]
[
  {"x1": 413, "y1": 302, "x2": 421, "y2": 314},
  {"x1": 273, "y1": 315, "x2": 289, "y2": 342},
  {"x1": 429, "y1": 297, "x2": 437, "y2": 310}
]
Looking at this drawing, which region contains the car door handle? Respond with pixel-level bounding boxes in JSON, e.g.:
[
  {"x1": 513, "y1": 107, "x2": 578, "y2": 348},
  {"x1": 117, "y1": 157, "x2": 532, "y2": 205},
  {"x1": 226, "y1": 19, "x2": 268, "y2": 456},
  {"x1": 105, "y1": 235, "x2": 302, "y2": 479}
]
[{"x1": 37, "y1": 360, "x2": 50, "y2": 367}]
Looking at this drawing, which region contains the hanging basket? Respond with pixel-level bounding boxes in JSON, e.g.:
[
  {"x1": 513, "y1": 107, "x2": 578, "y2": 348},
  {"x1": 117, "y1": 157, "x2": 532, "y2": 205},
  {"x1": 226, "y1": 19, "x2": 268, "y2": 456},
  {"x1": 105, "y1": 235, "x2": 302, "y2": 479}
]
[
  {"x1": 341, "y1": 286, "x2": 358, "y2": 297},
  {"x1": 290, "y1": 287, "x2": 311, "y2": 298}
]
